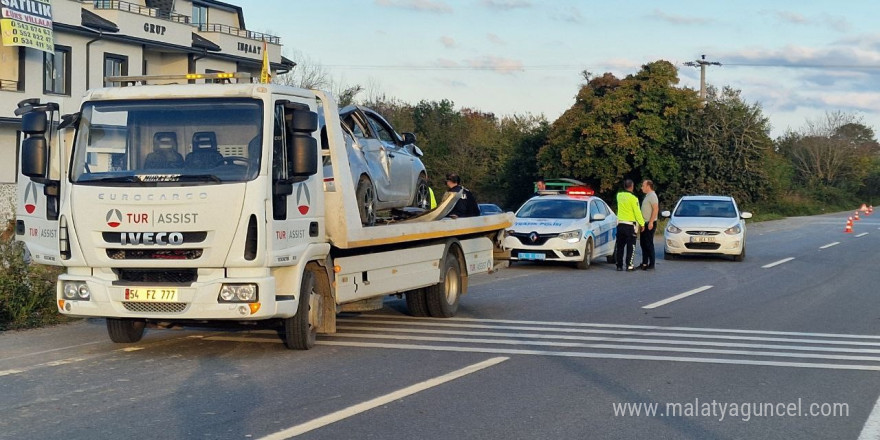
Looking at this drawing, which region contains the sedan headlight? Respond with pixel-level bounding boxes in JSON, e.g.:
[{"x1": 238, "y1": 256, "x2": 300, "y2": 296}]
[
  {"x1": 218, "y1": 284, "x2": 258, "y2": 303},
  {"x1": 724, "y1": 224, "x2": 743, "y2": 235},
  {"x1": 558, "y1": 230, "x2": 582, "y2": 243},
  {"x1": 666, "y1": 224, "x2": 682, "y2": 234}
]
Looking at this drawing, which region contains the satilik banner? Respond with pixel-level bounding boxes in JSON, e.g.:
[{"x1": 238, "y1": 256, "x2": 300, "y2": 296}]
[{"x1": 1, "y1": 0, "x2": 54, "y2": 53}]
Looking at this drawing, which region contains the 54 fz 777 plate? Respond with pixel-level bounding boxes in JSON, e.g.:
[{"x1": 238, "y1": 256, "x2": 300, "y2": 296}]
[{"x1": 125, "y1": 288, "x2": 178, "y2": 302}]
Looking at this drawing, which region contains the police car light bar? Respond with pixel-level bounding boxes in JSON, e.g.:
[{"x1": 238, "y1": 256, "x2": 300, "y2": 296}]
[
  {"x1": 103, "y1": 72, "x2": 253, "y2": 85},
  {"x1": 566, "y1": 186, "x2": 594, "y2": 196}
]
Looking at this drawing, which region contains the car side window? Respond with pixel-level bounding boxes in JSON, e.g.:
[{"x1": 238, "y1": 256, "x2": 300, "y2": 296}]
[
  {"x1": 589, "y1": 201, "x2": 601, "y2": 219},
  {"x1": 366, "y1": 115, "x2": 395, "y2": 143},
  {"x1": 344, "y1": 115, "x2": 369, "y2": 139}
]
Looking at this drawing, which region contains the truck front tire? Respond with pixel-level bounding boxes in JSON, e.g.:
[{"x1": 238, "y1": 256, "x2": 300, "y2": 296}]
[
  {"x1": 106, "y1": 318, "x2": 146, "y2": 343},
  {"x1": 283, "y1": 270, "x2": 321, "y2": 349},
  {"x1": 426, "y1": 253, "x2": 462, "y2": 318}
]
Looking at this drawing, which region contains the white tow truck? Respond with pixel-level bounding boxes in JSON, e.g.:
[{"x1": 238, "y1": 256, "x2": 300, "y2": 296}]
[{"x1": 14, "y1": 72, "x2": 511, "y2": 349}]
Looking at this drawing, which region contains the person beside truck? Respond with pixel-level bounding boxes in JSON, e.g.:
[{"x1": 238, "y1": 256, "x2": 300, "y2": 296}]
[{"x1": 445, "y1": 173, "x2": 480, "y2": 218}]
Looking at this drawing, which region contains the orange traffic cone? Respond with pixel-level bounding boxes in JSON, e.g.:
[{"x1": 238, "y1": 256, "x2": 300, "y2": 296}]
[
  {"x1": 854, "y1": 211, "x2": 861, "y2": 221},
  {"x1": 845, "y1": 218, "x2": 853, "y2": 233},
  {"x1": 869, "y1": 205, "x2": 874, "y2": 215},
  {"x1": 860, "y1": 203, "x2": 868, "y2": 212}
]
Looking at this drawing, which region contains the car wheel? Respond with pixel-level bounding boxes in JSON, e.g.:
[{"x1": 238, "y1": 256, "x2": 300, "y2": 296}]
[
  {"x1": 576, "y1": 239, "x2": 593, "y2": 270},
  {"x1": 605, "y1": 248, "x2": 616, "y2": 264},
  {"x1": 426, "y1": 252, "x2": 462, "y2": 318},
  {"x1": 664, "y1": 248, "x2": 676, "y2": 260},
  {"x1": 356, "y1": 176, "x2": 376, "y2": 226},
  {"x1": 733, "y1": 245, "x2": 745, "y2": 262},
  {"x1": 106, "y1": 318, "x2": 146, "y2": 343},
  {"x1": 412, "y1": 175, "x2": 429, "y2": 209},
  {"x1": 282, "y1": 270, "x2": 322, "y2": 350}
]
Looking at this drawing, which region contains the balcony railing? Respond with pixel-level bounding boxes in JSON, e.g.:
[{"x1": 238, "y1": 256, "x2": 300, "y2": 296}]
[
  {"x1": 196, "y1": 23, "x2": 280, "y2": 45},
  {"x1": 0, "y1": 79, "x2": 20, "y2": 92},
  {"x1": 92, "y1": 1, "x2": 190, "y2": 24}
]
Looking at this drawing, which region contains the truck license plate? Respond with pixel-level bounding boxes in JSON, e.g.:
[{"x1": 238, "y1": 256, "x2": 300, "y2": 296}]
[
  {"x1": 519, "y1": 252, "x2": 545, "y2": 261},
  {"x1": 125, "y1": 288, "x2": 178, "y2": 302}
]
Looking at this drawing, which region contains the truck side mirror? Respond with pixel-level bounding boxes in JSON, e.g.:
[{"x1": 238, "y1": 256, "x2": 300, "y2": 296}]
[
  {"x1": 21, "y1": 136, "x2": 48, "y2": 178},
  {"x1": 290, "y1": 134, "x2": 317, "y2": 177},
  {"x1": 289, "y1": 109, "x2": 318, "y2": 133},
  {"x1": 21, "y1": 111, "x2": 48, "y2": 134}
]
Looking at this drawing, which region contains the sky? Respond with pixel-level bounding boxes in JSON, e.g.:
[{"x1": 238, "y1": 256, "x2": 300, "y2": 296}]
[{"x1": 246, "y1": 0, "x2": 880, "y2": 138}]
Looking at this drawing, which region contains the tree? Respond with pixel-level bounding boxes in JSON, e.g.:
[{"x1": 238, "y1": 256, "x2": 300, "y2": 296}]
[
  {"x1": 672, "y1": 86, "x2": 774, "y2": 204},
  {"x1": 538, "y1": 60, "x2": 699, "y2": 200}
]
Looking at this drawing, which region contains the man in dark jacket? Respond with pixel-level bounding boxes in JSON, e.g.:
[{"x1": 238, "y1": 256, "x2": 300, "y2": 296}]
[{"x1": 445, "y1": 173, "x2": 480, "y2": 218}]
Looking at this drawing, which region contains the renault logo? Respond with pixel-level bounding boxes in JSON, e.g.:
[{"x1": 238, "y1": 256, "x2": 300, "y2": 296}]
[{"x1": 529, "y1": 231, "x2": 539, "y2": 243}]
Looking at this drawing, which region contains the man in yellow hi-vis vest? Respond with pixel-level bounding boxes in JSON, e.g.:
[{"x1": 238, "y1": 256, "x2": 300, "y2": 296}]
[{"x1": 614, "y1": 179, "x2": 645, "y2": 271}]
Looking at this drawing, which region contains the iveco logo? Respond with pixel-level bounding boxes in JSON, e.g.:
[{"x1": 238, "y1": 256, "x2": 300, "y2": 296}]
[
  {"x1": 120, "y1": 232, "x2": 184, "y2": 245},
  {"x1": 23, "y1": 181, "x2": 38, "y2": 214},
  {"x1": 529, "y1": 232, "x2": 539, "y2": 243},
  {"x1": 296, "y1": 183, "x2": 311, "y2": 215},
  {"x1": 106, "y1": 209, "x2": 123, "y2": 228}
]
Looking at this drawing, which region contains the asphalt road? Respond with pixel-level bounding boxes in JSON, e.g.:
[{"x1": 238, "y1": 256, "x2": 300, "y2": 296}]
[{"x1": 2, "y1": 211, "x2": 880, "y2": 439}]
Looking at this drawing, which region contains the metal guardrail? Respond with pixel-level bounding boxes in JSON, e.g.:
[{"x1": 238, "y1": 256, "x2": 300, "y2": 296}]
[
  {"x1": 92, "y1": 0, "x2": 190, "y2": 24},
  {"x1": 0, "y1": 79, "x2": 19, "y2": 92},
  {"x1": 197, "y1": 23, "x2": 280, "y2": 45}
]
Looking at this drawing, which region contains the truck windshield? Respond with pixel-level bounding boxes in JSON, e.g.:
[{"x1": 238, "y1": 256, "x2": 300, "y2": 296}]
[{"x1": 71, "y1": 98, "x2": 263, "y2": 185}]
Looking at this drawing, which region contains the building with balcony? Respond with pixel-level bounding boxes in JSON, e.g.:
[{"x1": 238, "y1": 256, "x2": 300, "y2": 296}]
[{"x1": 0, "y1": 0, "x2": 293, "y2": 223}]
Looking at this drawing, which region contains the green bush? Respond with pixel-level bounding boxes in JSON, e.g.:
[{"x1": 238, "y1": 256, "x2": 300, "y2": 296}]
[{"x1": 0, "y1": 221, "x2": 66, "y2": 330}]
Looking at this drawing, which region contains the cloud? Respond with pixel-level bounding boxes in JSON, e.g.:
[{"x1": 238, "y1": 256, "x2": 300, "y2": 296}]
[
  {"x1": 481, "y1": 0, "x2": 531, "y2": 11},
  {"x1": 463, "y1": 56, "x2": 524, "y2": 74},
  {"x1": 551, "y1": 6, "x2": 583, "y2": 24},
  {"x1": 440, "y1": 36, "x2": 456, "y2": 48},
  {"x1": 649, "y1": 9, "x2": 712, "y2": 25},
  {"x1": 487, "y1": 33, "x2": 505, "y2": 45},
  {"x1": 374, "y1": 0, "x2": 452, "y2": 14},
  {"x1": 765, "y1": 10, "x2": 850, "y2": 32}
]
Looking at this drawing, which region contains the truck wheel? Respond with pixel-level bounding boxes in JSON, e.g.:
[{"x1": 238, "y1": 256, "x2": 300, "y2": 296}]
[
  {"x1": 356, "y1": 176, "x2": 376, "y2": 226},
  {"x1": 405, "y1": 288, "x2": 430, "y2": 317},
  {"x1": 106, "y1": 318, "x2": 146, "y2": 343},
  {"x1": 426, "y1": 253, "x2": 462, "y2": 318},
  {"x1": 576, "y1": 239, "x2": 593, "y2": 270},
  {"x1": 283, "y1": 270, "x2": 321, "y2": 350},
  {"x1": 412, "y1": 175, "x2": 429, "y2": 209}
]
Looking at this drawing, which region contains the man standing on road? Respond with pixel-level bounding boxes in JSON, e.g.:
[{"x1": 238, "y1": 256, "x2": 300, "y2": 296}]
[
  {"x1": 445, "y1": 173, "x2": 480, "y2": 218},
  {"x1": 639, "y1": 180, "x2": 659, "y2": 270},
  {"x1": 615, "y1": 179, "x2": 645, "y2": 271}
]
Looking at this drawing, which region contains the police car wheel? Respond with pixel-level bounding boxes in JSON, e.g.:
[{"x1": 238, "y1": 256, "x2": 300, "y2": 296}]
[
  {"x1": 576, "y1": 239, "x2": 593, "y2": 270},
  {"x1": 426, "y1": 253, "x2": 462, "y2": 318},
  {"x1": 283, "y1": 270, "x2": 319, "y2": 350},
  {"x1": 106, "y1": 318, "x2": 146, "y2": 343},
  {"x1": 406, "y1": 288, "x2": 430, "y2": 317}
]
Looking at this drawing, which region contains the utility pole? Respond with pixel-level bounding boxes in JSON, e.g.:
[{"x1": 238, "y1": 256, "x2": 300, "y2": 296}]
[{"x1": 684, "y1": 55, "x2": 721, "y2": 103}]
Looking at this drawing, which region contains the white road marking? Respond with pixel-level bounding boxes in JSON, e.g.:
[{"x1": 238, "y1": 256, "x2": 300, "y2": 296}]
[
  {"x1": 339, "y1": 319, "x2": 880, "y2": 346},
  {"x1": 330, "y1": 332, "x2": 880, "y2": 363},
  {"x1": 1, "y1": 341, "x2": 104, "y2": 361},
  {"x1": 349, "y1": 315, "x2": 880, "y2": 340},
  {"x1": 820, "y1": 242, "x2": 840, "y2": 249},
  {"x1": 335, "y1": 326, "x2": 880, "y2": 354},
  {"x1": 257, "y1": 357, "x2": 508, "y2": 439},
  {"x1": 857, "y1": 232, "x2": 869, "y2": 237},
  {"x1": 316, "y1": 341, "x2": 880, "y2": 372},
  {"x1": 641, "y1": 286, "x2": 713, "y2": 309},
  {"x1": 0, "y1": 358, "x2": 86, "y2": 377},
  {"x1": 0, "y1": 369, "x2": 24, "y2": 377},
  {"x1": 858, "y1": 394, "x2": 880, "y2": 440},
  {"x1": 762, "y1": 257, "x2": 795, "y2": 268}
]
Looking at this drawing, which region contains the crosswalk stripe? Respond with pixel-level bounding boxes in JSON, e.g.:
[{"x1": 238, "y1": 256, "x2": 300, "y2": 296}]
[
  {"x1": 335, "y1": 325, "x2": 880, "y2": 354},
  {"x1": 340, "y1": 315, "x2": 880, "y2": 340},
  {"x1": 338, "y1": 319, "x2": 880, "y2": 347}
]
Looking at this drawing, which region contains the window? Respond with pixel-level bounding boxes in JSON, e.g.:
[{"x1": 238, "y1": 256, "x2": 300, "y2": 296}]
[
  {"x1": 44, "y1": 46, "x2": 71, "y2": 95},
  {"x1": 366, "y1": 115, "x2": 394, "y2": 142},
  {"x1": 192, "y1": 4, "x2": 208, "y2": 29},
  {"x1": 0, "y1": 45, "x2": 25, "y2": 91},
  {"x1": 104, "y1": 54, "x2": 128, "y2": 87}
]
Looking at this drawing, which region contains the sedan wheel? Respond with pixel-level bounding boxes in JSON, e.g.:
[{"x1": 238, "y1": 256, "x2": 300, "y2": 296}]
[
  {"x1": 412, "y1": 176, "x2": 429, "y2": 209},
  {"x1": 356, "y1": 176, "x2": 376, "y2": 226}
]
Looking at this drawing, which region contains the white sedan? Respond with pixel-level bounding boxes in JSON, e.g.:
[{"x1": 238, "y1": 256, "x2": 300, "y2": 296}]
[
  {"x1": 662, "y1": 195, "x2": 752, "y2": 261},
  {"x1": 503, "y1": 189, "x2": 618, "y2": 269}
]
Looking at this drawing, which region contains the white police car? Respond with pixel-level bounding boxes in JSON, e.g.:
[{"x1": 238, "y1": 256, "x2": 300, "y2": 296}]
[{"x1": 503, "y1": 187, "x2": 618, "y2": 269}]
